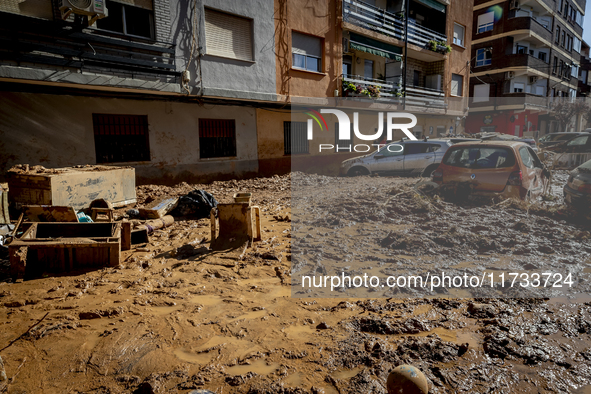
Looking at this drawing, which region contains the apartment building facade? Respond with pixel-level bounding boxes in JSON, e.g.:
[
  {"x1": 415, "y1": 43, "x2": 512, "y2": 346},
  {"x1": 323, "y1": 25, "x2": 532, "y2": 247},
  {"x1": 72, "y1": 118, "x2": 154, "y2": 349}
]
[
  {"x1": 466, "y1": 0, "x2": 585, "y2": 136},
  {"x1": 0, "y1": 0, "x2": 280, "y2": 184},
  {"x1": 0, "y1": 0, "x2": 476, "y2": 182}
]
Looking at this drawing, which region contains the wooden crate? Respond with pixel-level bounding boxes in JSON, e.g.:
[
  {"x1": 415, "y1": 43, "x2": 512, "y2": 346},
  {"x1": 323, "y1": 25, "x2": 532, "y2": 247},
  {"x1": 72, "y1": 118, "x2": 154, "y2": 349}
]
[
  {"x1": 6, "y1": 166, "x2": 136, "y2": 210},
  {"x1": 9, "y1": 222, "x2": 121, "y2": 279}
]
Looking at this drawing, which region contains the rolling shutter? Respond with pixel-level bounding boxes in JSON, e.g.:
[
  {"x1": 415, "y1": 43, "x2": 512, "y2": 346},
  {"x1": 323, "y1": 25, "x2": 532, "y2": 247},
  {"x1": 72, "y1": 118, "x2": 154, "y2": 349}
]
[
  {"x1": 205, "y1": 8, "x2": 253, "y2": 61},
  {"x1": 477, "y1": 12, "x2": 494, "y2": 28}
]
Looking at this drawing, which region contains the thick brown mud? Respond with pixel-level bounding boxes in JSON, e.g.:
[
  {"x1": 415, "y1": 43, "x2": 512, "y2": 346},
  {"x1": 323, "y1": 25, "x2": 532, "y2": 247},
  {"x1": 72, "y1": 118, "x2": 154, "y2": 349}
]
[{"x1": 0, "y1": 173, "x2": 590, "y2": 393}]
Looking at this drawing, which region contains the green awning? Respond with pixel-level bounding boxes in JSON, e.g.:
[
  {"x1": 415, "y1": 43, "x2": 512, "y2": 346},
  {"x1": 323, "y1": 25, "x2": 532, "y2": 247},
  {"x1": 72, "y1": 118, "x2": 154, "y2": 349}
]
[
  {"x1": 415, "y1": 0, "x2": 446, "y2": 13},
  {"x1": 349, "y1": 33, "x2": 402, "y2": 61}
]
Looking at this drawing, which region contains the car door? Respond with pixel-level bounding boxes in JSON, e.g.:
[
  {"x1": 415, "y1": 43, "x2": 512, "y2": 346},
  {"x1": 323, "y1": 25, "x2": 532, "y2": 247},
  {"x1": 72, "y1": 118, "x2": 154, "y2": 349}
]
[
  {"x1": 369, "y1": 143, "x2": 405, "y2": 175},
  {"x1": 403, "y1": 143, "x2": 434, "y2": 175},
  {"x1": 430, "y1": 142, "x2": 449, "y2": 164}
]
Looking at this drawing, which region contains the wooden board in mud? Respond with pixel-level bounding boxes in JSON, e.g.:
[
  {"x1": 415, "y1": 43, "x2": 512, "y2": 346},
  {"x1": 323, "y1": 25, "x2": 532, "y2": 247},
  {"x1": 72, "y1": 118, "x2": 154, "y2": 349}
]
[
  {"x1": 9, "y1": 222, "x2": 121, "y2": 279},
  {"x1": 6, "y1": 166, "x2": 136, "y2": 210}
]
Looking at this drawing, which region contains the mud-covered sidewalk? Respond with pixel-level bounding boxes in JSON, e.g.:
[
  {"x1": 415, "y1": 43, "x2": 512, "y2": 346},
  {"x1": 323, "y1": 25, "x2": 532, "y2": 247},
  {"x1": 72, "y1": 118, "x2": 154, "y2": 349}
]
[{"x1": 1, "y1": 173, "x2": 591, "y2": 393}]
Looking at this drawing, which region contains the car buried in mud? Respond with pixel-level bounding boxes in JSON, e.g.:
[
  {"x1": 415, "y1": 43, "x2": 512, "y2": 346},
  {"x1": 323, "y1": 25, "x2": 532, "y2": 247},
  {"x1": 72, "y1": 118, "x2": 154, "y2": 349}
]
[
  {"x1": 564, "y1": 158, "x2": 591, "y2": 216},
  {"x1": 339, "y1": 139, "x2": 451, "y2": 177},
  {"x1": 432, "y1": 141, "x2": 550, "y2": 201}
]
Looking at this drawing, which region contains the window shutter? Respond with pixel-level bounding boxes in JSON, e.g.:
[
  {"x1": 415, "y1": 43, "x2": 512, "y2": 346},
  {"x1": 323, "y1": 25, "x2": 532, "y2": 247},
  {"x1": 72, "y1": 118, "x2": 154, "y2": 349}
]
[
  {"x1": 477, "y1": 12, "x2": 494, "y2": 27},
  {"x1": 473, "y1": 84, "x2": 490, "y2": 102},
  {"x1": 292, "y1": 32, "x2": 321, "y2": 57},
  {"x1": 205, "y1": 8, "x2": 253, "y2": 61}
]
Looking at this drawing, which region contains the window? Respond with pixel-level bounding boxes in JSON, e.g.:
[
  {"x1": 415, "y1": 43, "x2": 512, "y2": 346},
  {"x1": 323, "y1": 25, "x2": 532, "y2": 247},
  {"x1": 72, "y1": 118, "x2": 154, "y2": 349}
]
[
  {"x1": 476, "y1": 48, "x2": 491, "y2": 67},
  {"x1": 405, "y1": 143, "x2": 430, "y2": 155},
  {"x1": 553, "y1": 56, "x2": 558, "y2": 74},
  {"x1": 204, "y1": 8, "x2": 253, "y2": 61},
  {"x1": 516, "y1": 45, "x2": 528, "y2": 54},
  {"x1": 364, "y1": 60, "x2": 374, "y2": 79},
  {"x1": 576, "y1": 10, "x2": 584, "y2": 26},
  {"x1": 453, "y1": 23, "x2": 465, "y2": 46},
  {"x1": 564, "y1": 2, "x2": 569, "y2": 16},
  {"x1": 513, "y1": 83, "x2": 524, "y2": 93},
  {"x1": 477, "y1": 12, "x2": 494, "y2": 33},
  {"x1": 343, "y1": 55, "x2": 352, "y2": 76},
  {"x1": 473, "y1": 84, "x2": 490, "y2": 102},
  {"x1": 199, "y1": 119, "x2": 236, "y2": 159},
  {"x1": 574, "y1": 37, "x2": 582, "y2": 53},
  {"x1": 572, "y1": 63, "x2": 579, "y2": 77},
  {"x1": 555, "y1": 27, "x2": 561, "y2": 44},
  {"x1": 413, "y1": 70, "x2": 420, "y2": 86},
  {"x1": 334, "y1": 123, "x2": 351, "y2": 152},
  {"x1": 519, "y1": 147, "x2": 535, "y2": 168},
  {"x1": 92, "y1": 114, "x2": 150, "y2": 163},
  {"x1": 559, "y1": 0, "x2": 564, "y2": 12},
  {"x1": 443, "y1": 147, "x2": 516, "y2": 169},
  {"x1": 284, "y1": 122, "x2": 308, "y2": 155},
  {"x1": 95, "y1": 2, "x2": 153, "y2": 39},
  {"x1": 451, "y1": 74, "x2": 463, "y2": 96},
  {"x1": 561, "y1": 31, "x2": 566, "y2": 47},
  {"x1": 292, "y1": 32, "x2": 322, "y2": 72},
  {"x1": 538, "y1": 52, "x2": 547, "y2": 62},
  {"x1": 567, "y1": 35, "x2": 572, "y2": 51},
  {"x1": 567, "y1": 135, "x2": 589, "y2": 146}
]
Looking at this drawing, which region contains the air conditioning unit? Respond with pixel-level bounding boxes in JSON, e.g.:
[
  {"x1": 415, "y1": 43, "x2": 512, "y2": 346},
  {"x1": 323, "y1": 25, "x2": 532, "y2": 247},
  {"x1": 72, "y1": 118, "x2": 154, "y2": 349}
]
[
  {"x1": 529, "y1": 76, "x2": 538, "y2": 83},
  {"x1": 60, "y1": 0, "x2": 108, "y2": 25},
  {"x1": 506, "y1": 71, "x2": 516, "y2": 79},
  {"x1": 510, "y1": 0, "x2": 519, "y2": 9},
  {"x1": 343, "y1": 38, "x2": 350, "y2": 53}
]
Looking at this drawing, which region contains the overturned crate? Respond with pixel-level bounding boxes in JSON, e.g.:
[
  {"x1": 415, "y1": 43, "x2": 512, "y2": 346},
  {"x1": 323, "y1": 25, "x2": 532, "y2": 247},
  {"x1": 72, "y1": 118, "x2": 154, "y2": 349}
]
[{"x1": 9, "y1": 222, "x2": 121, "y2": 279}]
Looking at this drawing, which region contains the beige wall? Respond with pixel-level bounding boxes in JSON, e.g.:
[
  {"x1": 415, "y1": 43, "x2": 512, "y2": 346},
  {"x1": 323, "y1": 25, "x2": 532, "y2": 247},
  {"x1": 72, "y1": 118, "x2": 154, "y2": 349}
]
[
  {"x1": 446, "y1": 0, "x2": 473, "y2": 98},
  {"x1": 0, "y1": 92, "x2": 259, "y2": 184},
  {"x1": 274, "y1": 0, "x2": 341, "y2": 100},
  {"x1": 0, "y1": 0, "x2": 53, "y2": 19}
]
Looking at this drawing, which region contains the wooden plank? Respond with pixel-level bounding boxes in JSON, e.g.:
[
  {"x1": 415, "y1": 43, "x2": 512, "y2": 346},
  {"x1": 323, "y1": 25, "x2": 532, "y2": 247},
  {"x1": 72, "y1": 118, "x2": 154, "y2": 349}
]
[
  {"x1": 25, "y1": 205, "x2": 79, "y2": 223},
  {"x1": 138, "y1": 197, "x2": 178, "y2": 219}
]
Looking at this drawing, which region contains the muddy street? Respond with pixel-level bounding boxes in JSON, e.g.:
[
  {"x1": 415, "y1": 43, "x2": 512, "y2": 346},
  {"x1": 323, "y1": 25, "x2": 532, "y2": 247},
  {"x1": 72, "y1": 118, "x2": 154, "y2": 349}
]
[{"x1": 1, "y1": 173, "x2": 591, "y2": 393}]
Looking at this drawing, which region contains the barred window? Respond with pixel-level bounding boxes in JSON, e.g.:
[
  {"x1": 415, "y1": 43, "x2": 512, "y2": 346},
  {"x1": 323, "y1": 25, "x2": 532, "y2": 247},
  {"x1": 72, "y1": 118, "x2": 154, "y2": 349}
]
[
  {"x1": 284, "y1": 122, "x2": 308, "y2": 155},
  {"x1": 93, "y1": 114, "x2": 151, "y2": 163},
  {"x1": 199, "y1": 119, "x2": 237, "y2": 159}
]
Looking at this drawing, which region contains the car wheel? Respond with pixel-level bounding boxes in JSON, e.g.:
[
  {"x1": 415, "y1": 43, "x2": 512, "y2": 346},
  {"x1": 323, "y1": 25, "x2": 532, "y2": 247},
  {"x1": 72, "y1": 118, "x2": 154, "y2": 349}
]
[
  {"x1": 421, "y1": 164, "x2": 439, "y2": 178},
  {"x1": 348, "y1": 167, "x2": 370, "y2": 177}
]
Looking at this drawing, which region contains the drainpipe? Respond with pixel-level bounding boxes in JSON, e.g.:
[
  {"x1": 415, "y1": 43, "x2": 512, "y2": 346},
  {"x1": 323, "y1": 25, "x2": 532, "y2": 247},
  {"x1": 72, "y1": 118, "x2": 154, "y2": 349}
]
[{"x1": 403, "y1": 0, "x2": 409, "y2": 110}]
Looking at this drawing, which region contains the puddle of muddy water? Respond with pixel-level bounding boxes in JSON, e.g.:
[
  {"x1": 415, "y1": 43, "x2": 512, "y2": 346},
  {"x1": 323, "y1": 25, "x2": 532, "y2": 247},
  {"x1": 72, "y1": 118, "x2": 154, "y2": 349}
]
[
  {"x1": 225, "y1": 359, "x2": 280, "y2": 375},
  {"x1": 173, "y1": 348, "x2": 216, "y2": 364},
  {"x1": 331, "y1": 366, "x2": 364, "y2": 380},
  {"x1": 282, "y1": 371, "x2": 304, "y2": 387}
]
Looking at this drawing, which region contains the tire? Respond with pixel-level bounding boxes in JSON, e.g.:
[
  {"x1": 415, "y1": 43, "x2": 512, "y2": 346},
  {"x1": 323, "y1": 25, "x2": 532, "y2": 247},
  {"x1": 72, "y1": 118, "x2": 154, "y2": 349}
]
[
  {"x1": 347, "y1": 166, "x2": 370, "y2": 177},
  {"x1": 421, "y1": 164, "x2": 439, "y2": 178}
]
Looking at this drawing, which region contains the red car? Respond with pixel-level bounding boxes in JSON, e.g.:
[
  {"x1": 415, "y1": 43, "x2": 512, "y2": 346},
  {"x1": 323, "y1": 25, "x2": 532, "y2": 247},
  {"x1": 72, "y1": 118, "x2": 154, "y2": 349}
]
[{"x1": 432, "y1": 141, "x2": 550, "y2": 201}]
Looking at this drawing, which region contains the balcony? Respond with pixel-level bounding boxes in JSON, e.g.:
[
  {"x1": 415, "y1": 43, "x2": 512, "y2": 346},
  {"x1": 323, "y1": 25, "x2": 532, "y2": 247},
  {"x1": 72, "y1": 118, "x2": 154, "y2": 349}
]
[
  {"x1": 506, "y1": 53, "x2": 550, "y2": 70},
  {"x1": 504, "y1": 16, "x2": 553, "y2": 44},
  {"x1": 343, "y1": 0, "x2": 447, "y2": 53},
  {"x1": 0, "y1": 12, "x2": 177, "y2": 78},
  {"x1": 342, "y1": 74, "x2": 445, "y2": 108}
]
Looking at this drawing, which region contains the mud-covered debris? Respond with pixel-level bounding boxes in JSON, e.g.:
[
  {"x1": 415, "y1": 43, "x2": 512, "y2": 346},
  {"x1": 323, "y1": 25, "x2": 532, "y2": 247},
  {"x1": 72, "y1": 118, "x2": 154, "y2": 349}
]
[
  {"x1": 316, "y1": 322, "x2": 330, "y2": 330},
  {"x1": 225, "y1": 372, "x2": 257, "y2": 386},
  {"x1": 351, "y1": 317, "x2": 430, "y2": 335},
  {"x1": 467, "y1": 303, "x2": 496, "y2": 318},
  {"x1": 397, "y1": 335, "x2": 467, "y2": 363}
]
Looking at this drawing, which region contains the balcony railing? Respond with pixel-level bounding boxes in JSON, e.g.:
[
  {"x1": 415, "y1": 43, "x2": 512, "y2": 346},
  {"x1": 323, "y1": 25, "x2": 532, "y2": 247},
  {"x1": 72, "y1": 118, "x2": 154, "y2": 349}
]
[
  {"x1": 343, "y1": 0, "x2": 447, "y2": 50},
  {"x1": 342, "y1": 74, "x2": 445, "y2": 108},
  {"x1": 0, "y1": 12, "x2": 177, "y2": 77}
]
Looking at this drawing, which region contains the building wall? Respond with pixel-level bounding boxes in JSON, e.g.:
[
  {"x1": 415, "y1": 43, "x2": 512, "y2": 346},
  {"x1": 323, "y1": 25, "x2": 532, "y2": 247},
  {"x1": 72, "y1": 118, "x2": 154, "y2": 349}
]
[
  {"x1": 274, "y1": 0, "x2": 341, "y2": 100},
  {"x1": 0, "y1": 92, "x2": 259, "y2": 184},
  {"x1": 446, "y1": 0, "x2": 473, "y2": 98},
  {"x1": 176, "y1": 0, "x2": 277, "y2": 101}
]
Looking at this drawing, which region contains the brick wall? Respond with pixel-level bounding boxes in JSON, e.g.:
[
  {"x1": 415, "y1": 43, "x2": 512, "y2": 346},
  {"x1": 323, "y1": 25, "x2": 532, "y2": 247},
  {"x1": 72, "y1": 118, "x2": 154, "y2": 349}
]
[
  {"x1": 405, "y1": 59, "x2": 446, "y2": 90},
  {"x1": 153, "y1": 0, "x2": 172, "y2": 42}
]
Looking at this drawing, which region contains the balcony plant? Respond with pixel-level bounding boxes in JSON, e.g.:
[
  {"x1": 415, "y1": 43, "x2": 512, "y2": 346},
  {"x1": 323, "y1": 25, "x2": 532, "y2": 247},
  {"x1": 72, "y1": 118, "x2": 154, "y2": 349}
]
[{"x1": 428, "y1": 40, "x2": 452, "y2": 54}]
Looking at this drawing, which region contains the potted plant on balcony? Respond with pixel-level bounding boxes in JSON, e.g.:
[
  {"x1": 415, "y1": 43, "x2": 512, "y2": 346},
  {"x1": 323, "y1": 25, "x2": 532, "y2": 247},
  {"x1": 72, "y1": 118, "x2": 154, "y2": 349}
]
[
  {"x1": 365, "y1": 85, "x2": 381, "y2": 98},
  {"x1": 428, "y1": 40, "x2": 452, "y2": 54},
  {"x1": 342, "y1": 81, "x2": 359, "y2": 97}
]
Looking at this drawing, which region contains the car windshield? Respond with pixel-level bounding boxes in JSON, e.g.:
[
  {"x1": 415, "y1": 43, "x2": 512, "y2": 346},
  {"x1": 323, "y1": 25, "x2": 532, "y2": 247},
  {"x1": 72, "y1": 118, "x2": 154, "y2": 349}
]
[
  {"x1": 567, "y1": 136, "x2": 589, "y2": 146},
  {"x1": 443, "y1": 146, "x2": 516, "y2": 169}
]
